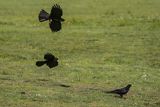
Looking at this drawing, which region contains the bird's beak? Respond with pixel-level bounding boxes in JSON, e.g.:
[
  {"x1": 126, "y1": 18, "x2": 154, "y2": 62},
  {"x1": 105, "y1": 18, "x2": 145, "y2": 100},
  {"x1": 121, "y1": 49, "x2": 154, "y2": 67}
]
[
  {"x1": 55, "y1": 57, "x2": 58, "y2": 60},
  {"x1": 61, "y1": 18, "x2": 65, "y2": 22}
]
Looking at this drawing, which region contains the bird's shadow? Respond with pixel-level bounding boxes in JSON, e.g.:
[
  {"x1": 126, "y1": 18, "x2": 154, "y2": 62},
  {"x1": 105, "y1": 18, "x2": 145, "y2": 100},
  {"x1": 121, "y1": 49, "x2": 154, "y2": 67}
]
[
  {"x1": 36, "y1": 79, "x2": 71, "y2": 88},
  {"x1": 57, "y1": 84, "x2": 71, "y2": 88}
]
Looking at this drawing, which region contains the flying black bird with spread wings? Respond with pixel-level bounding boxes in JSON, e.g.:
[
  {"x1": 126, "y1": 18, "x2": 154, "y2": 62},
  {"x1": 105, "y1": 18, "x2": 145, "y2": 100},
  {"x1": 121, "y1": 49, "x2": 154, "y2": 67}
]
[
  {"x1": 36, "y1": 53, "x2": 58, "y2": 68},
  {"x1": 38, "y1": 4, "x2": 65, "y2": 32},
  {"x1": 105, "y1": 84, "x2": 132, "y2": 98}
]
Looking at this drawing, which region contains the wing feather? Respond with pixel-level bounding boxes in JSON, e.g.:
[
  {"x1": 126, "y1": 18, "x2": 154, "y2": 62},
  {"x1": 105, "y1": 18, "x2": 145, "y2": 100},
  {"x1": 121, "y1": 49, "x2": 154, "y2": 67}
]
[
  {"x1": 49, "y1": 21, "x2": 61, "y2": 32},
  {"x1": 50, "y1": 4, "x2": 63, "y2": 19}
]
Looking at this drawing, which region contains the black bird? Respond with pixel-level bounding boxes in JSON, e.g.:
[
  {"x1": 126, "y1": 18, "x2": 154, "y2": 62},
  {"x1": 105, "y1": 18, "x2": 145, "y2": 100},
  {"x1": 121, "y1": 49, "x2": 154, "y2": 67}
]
[
  {"x1": 38, "y1": 4, "x2": 65, "y2": 32},
  {"x1": 105, "y1": 84, "x2": 132, "y2": 98},
  {"x1": 36, "y1": 53, "x2": 58, "y2": 68}
]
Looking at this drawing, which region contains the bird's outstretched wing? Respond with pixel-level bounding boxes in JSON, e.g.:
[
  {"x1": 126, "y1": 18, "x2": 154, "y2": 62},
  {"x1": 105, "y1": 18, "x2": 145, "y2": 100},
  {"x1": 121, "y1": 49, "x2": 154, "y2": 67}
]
[
  {"x1": 49, "y1": 21, "x2": 61, "y2": 32},
  {"x1": 44, "y1": 53, "x2": 55, "y2": 61},
  {"x1": 50, "y1": 4, "x2": 63, "y2": 19},
  {"x1": 39, "y1": 9, "x2": 50, "y2": 22},
  {"x1": 47, "y1": 61, "x2": 58, "y2": 68}
]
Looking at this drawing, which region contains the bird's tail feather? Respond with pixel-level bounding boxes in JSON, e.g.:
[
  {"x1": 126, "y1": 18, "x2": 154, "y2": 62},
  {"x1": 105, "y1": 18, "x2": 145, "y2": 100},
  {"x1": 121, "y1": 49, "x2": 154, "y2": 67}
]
[
  {"x1": 104, "y1": 90, "x2": 116, "y2": 93},
  {"x1": 38, "y1": 9, "x2": 49, "y2": 22},
  {"x1": 36, "y1": 61, "x2": 46, "y2": 67}
]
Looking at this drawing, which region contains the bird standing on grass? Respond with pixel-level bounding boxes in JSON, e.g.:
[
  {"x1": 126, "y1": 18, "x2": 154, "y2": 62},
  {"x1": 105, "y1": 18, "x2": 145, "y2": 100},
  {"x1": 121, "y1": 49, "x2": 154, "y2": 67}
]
[
  {"x1": 38, "y1": 4, "x2": 65, "y2": 32},
  {"x1": 36, "y1": 53, "x2": 58, "y2": 68},
  {"x1": 105, "y1": 84, "x2": 132, "y2": 98}
]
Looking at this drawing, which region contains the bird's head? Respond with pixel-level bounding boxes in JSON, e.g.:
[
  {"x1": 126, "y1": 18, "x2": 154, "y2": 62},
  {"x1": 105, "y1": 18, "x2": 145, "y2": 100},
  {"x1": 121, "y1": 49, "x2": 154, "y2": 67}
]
[
  {"x1": 127, "y1": 84, "x2": 132, "y2": 89},
  {"x1": 54, "y1": 57, "x2": 58, "y2": 61}
]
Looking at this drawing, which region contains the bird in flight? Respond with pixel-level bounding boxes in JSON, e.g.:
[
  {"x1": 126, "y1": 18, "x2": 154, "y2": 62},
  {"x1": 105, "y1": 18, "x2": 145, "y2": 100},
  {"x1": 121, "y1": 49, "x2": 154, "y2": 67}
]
[
  {"x1": 38, "y1": 4, "x2": 65, "y2": 32},
  {"x1": 36, "y1": 53, "x2": 58, "y2": 68},
  {"x1": 105, "y1": 84, "x2": 132, "y2": 98}
]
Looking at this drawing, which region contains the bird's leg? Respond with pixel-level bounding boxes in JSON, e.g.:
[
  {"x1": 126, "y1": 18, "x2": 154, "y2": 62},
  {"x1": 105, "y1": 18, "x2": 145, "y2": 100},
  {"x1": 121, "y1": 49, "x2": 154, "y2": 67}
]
[{"x1": 120, "y1": 94, "x2": 123, "y2": 98}]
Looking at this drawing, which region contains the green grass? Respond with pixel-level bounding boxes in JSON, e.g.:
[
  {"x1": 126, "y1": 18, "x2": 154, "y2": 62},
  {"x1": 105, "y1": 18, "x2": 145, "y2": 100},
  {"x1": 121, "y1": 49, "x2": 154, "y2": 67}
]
[{"x1": 0, "y1": 0, "x2": 160, "y2": 107}]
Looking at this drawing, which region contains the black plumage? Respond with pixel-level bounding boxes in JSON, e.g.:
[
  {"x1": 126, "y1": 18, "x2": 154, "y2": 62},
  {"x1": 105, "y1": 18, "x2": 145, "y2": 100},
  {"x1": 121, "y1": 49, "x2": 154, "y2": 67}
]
[
  {"x1": 105, "y1": 84, "x2": 132, "y2": 98},
  {"x1": 36, "y1": 53, "x2": 58, "y2": 68},
  {"x1": 38, "y1": 4, "x2": 64, "y2": 32},
  {"x1": 49, "y1": 21, "x2": 61, "y2": 32}
]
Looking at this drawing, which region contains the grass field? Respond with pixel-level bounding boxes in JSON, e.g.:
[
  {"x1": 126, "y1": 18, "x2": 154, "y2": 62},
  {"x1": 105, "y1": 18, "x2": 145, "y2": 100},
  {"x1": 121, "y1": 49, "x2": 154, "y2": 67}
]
[{"x1": 0, "y1": 0, "x2": 160, "y2": 107}]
